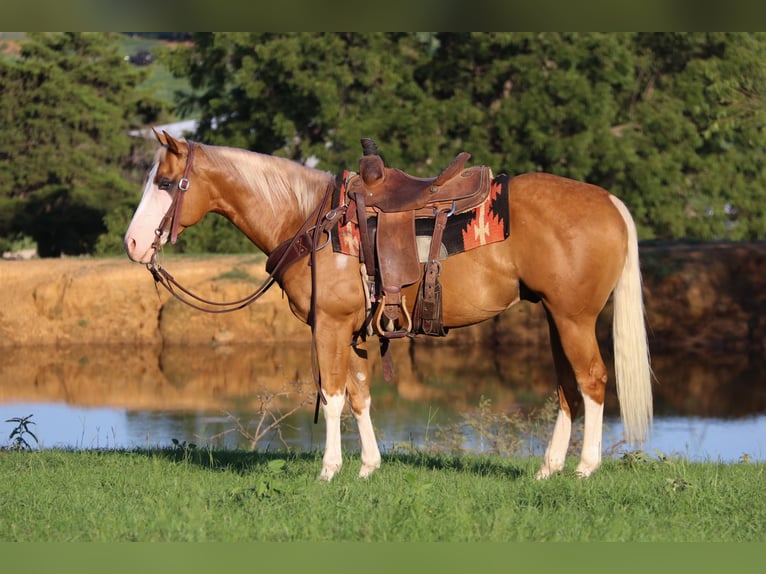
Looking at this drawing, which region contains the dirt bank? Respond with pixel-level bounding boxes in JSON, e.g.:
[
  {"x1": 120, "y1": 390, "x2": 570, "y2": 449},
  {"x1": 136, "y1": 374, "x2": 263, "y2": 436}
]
[{"x1": 1, "y1": 242, "x2": 765, "y2": 352}]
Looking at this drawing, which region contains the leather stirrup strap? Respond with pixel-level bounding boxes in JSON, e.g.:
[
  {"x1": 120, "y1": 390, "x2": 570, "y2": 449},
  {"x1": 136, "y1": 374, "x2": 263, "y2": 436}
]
[
  {"x1": 353, "y1": 190, "x2": 397, "y2": 381},
  {"x1": 354, "y1": 191, "x2": 377, "y2": 286},
  {"x1": 415, "y1": 208, "x2": 449, "y2": 335}
]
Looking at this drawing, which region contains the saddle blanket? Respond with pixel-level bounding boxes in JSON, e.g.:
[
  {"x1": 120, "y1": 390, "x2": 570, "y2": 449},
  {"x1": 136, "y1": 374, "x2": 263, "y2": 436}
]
[{"x1": 331, "y1": 172, "x2": 510, "y2": 262}]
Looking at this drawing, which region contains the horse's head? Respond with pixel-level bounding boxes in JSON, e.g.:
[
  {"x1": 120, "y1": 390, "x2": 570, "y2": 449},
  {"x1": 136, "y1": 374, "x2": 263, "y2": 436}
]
[{"x1": 124, "y1": 130, "x2": 209, "y2": 263}]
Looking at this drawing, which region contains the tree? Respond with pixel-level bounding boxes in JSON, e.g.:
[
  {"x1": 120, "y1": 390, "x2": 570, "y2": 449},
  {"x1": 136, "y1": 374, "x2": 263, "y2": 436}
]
[
  {"x1": 158, "y1": 32, "x2": 444, "y2": 254},
  {"x1": 0, "y1": 32, "x2": 163, "y2": 256},
  {"x1": 424, "y1": 33, "x2": 766, "y2": 239},
  {"x1": 161, "y1": 33, "x2": 766, "y2": 243},
  {"x1": 166, "y1": 33, "x2": 438, "y2": 171},
  {"x1": 624, "y1": 32, "x2": 766, "y2": 239}
]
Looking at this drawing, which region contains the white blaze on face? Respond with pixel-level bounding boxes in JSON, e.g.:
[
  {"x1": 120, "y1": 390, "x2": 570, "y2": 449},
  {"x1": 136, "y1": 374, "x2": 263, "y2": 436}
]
[{"x1": 123, "y1": 162, "x2": 173, "y2": 264}]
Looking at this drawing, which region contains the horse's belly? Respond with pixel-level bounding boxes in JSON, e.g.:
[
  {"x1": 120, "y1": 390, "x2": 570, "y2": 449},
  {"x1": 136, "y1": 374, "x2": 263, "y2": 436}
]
[{"x1": 410, "y1": 243, "x2": 521, "y2": 328}]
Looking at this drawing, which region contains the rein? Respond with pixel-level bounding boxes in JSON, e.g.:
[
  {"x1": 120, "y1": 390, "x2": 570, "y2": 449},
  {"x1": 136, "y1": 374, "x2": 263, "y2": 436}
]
[
  {"x1": 144, "y1": 142, "x2": 343, "y2": 420},
  {"x1": 146, "y1": 142, "x2": 341, "y2": 314},
  {"x1": 145, "y1": 142, "x2": 277, "y2": 312}
]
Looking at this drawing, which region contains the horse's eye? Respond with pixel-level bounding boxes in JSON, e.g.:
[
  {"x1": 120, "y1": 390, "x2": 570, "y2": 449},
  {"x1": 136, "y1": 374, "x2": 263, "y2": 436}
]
[{"x1": 157, "y1": 178, "x2": 174, "y2": 191}]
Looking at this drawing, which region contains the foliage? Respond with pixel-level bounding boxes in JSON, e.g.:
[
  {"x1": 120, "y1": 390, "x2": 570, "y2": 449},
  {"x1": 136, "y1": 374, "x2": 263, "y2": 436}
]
[
  {"x1": 165, "y1": 33, "x2": 438, "y2": 171},
  {"x1": 166, "y1": 32, "x2": 766, "y2": 242},
  {"x1": 0, "y1": 32, "x2": 165, "y2": 256},
  {"x1": 3, "y1": 33, "x2": 766, "y2": 256},
  {"x1": 4, "y1": 414, "x2": 38, "y2": 451},
  {"x1": 426, "y1": 393, "x2": 565, "y2": 457},
  {"x1": 207, "y1": 386, "x2": 315, "y2": 451}
]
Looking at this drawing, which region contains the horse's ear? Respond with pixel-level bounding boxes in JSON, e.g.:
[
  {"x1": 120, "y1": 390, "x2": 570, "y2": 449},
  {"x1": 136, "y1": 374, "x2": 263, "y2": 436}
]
[
  {"x1": 152, "y1": 127, "x2": 166, "y2": 145},
  {"x1": 162, "y1": 130, "x2": 183, "y2": 155}
]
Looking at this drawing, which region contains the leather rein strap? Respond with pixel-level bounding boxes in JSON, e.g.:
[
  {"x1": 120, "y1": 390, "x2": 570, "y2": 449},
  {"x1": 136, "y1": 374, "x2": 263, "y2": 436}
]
[
  {"x1": 146, "y1": 142, "x2": 339, "y2": 316},
  {"x1": 145, "y1": 143, "x2": 340, "y2": 420},
  {"x1": 147, "y1": 142, "x2": 278, "y2": 313}
]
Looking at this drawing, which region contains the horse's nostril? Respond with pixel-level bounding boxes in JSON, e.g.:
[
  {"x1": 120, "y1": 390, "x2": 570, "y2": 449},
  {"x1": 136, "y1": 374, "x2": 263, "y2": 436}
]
[{"x1": 125, "y1": 236, "x2": 136, "y2": 254}]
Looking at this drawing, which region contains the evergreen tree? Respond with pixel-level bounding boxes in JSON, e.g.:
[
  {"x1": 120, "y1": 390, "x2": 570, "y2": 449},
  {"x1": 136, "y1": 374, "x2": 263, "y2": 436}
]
[
  {"x1": 166, "y1": 33, "x2": 437, "y2": 171},
  {"x1": 0, "y1": 32, "x2": 162, "y2": 256},
  {"x1": 624, "y1": 32, "x2": 766, "y2": 239},
  {"x1": 423, "y1": 32, "x2": 766, "y2": 239},
  {"x1": 151, "y1": 33, "x2": 766, "y2": 245}
]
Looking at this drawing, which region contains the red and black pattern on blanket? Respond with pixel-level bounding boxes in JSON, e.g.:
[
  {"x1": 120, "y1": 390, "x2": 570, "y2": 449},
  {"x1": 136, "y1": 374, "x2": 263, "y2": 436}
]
[{"x1": 331, "y1": 172, "x2": 510, "y2": 259}]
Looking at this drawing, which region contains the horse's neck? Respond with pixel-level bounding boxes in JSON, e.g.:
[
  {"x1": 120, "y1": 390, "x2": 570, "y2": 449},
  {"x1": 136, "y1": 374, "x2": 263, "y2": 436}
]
[{"x1": 204, "y1": 146, "x2": 333, "y2": 254}]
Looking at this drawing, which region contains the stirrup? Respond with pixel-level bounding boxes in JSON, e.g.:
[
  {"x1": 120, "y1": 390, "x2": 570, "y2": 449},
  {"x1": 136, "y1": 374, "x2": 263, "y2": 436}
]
[{"x1": 375, "y1": 293, "x2": 412, "y2": 339}]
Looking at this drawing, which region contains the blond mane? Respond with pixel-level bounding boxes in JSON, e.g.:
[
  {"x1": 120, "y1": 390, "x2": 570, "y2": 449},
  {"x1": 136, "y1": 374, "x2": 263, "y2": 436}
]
[{"x1": 199, "y1": 144, "x2": 333, "y2": 218}]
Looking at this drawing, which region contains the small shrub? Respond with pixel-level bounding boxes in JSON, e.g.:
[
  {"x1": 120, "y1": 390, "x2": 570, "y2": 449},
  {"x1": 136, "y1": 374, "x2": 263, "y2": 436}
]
[{"x1": 4, "y1": 414, "x2": 39, "y2": 451}]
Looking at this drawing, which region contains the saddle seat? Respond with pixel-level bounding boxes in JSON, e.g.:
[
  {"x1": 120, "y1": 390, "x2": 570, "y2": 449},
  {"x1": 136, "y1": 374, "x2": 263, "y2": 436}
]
[
  {"x1": 348, "y1": 151, "x2": 491, "y2": 216},
  {"x1": 344, "y1": 140, "x2": 493, "y2": 340}
]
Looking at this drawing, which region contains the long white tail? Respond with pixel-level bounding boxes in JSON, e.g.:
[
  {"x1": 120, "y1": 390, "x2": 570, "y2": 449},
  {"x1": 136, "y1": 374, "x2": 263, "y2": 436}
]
[{"x1": 609, "y1": 196, "x2": 653, "y2": 445}]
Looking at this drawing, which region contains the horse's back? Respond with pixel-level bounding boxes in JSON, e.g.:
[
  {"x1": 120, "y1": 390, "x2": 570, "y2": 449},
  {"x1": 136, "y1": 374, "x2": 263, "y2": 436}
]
[{"x1": 508, "y1": 172, "x2": 620, "y2": 223}]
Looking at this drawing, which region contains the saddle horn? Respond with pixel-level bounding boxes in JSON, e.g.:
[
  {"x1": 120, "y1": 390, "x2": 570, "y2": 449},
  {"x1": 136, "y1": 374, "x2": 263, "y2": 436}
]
[
  {"x1": 361, "y1": 138, "x2": 380, "y2": 157},
  {"x1": 359, "y1": 138, "x2": 385, "y2": 185}
]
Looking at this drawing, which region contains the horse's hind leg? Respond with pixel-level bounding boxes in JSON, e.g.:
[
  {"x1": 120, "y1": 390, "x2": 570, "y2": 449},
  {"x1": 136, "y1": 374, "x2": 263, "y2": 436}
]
[
  {"x1": 537, "y1": 311, "x2": 580, "y2": 478},
  {"x1": 346, "y1": 339, "x2": 381, "y2": 478},
  {"x1": 538, "y1": 310, "x2": 607, "y2": 478}
]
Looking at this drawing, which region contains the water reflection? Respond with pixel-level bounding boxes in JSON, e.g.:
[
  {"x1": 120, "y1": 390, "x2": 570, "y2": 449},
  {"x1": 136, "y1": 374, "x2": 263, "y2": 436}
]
[{"x1": 1, "y1": 341, "x2": 764, "y2": 459}]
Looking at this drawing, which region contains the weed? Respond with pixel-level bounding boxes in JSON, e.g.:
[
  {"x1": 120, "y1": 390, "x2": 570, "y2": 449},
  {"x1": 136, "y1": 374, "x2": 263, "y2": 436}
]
[
  {"x1": 4, "y1": 414, "x2": 39, "y2": 451},
  {"x1": 171, "y1": 438, "x2": 197, "y2": 461},
  {"x1": 253, "y1": 459, "x2": 288, "y2": 499},
  {"x1": 230, "y1": 459, "x2": 289, "y2": 500},
  {"x1": 393, "y1": 472, "x2": 434, "y2": 523},
  {"x1": 664, "y1": 477, "x2": 693, "y2": 493},
  {"x1": 424, "y1": 393, "x2": 564, "y2": 458},
  {"x1": 620, "y1": 449, "x2": 652, "y2": 468},
  {"x1": 208, "y1": 384, "x2": 314, "y2": 451}
]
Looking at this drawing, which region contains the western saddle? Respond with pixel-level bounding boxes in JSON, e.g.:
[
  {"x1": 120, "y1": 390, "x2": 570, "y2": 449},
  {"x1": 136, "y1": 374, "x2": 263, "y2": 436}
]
[{"x1": 345, "y1": 138, "x2": 492, "y2": 339}]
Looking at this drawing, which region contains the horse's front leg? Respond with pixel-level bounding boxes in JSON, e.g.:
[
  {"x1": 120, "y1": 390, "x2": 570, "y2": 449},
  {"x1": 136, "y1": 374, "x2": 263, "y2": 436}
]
[
  {"x1": 346, "y1": 339, "x2": 381, "y2": 478},
  {"x1": 313, "y1": 314, "x2": 359, "y2": 481},
  {"x1": 319, "y1": 389, "x2": 346, "y2": 481}
]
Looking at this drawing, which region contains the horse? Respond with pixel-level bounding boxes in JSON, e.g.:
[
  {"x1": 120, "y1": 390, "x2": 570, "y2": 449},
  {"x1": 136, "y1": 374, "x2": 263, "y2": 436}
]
[{"x1": 124, "y1": 130, "x2": 652, "y2": 481}]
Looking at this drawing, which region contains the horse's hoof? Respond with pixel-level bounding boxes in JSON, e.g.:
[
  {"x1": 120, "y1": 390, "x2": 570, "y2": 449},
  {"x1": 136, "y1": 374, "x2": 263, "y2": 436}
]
[
  {"x1": 575, "y1": 462, "x2": 599, "y2": 478},
  {"x1": 319, "y1": 464, "x2": 340, "y2": 481},
  {"x1": 358, "y1": 463, "x2": 379, "y2": 479},
  {"x1": 535, "y1": 457, "x2": 565, "y2": 480}
]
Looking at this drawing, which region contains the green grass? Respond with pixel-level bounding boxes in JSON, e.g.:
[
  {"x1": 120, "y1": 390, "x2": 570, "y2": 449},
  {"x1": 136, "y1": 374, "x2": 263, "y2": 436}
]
[{"x1": 0, "y1": 447, "x2": 763, "y2": 542}]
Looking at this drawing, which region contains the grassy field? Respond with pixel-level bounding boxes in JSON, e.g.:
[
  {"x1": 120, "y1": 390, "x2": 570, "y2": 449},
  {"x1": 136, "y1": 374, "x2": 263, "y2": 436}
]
[{"x1": 0, "y1": 447, "x2": 763, "y2": 542}]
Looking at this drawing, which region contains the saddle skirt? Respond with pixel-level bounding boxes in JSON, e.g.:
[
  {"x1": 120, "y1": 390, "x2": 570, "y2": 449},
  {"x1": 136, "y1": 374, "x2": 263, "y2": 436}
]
[{"x1": 332, "y1": 172, "x2": 510, "y2": 266}]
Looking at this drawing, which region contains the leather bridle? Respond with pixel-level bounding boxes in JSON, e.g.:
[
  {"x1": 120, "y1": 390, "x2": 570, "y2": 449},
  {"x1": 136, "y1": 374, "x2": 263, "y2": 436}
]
[
  {"x1": 146, "y1": 141, "x2": 340, "y2": 314},
  {"x1": 145, "y1": 140, "x2": 276, "y2": 313},
  {"x1": 153, "y1": 141, "x2": 195, "y2": 248},
  {"x1": 143, "y1": 142, "x2": 343, "y2": 417}
]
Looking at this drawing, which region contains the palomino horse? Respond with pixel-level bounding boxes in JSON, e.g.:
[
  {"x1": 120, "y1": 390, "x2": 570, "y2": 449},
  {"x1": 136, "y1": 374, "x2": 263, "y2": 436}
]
[{"x1": 124, "y1": 131, "x2": 652, "y2": 480}]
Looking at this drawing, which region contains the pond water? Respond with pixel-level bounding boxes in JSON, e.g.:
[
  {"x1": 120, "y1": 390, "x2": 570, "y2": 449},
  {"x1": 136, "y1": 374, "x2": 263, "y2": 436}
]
[{"x1": 1, "y1": 341, "x2": 764, "y2": 462}]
